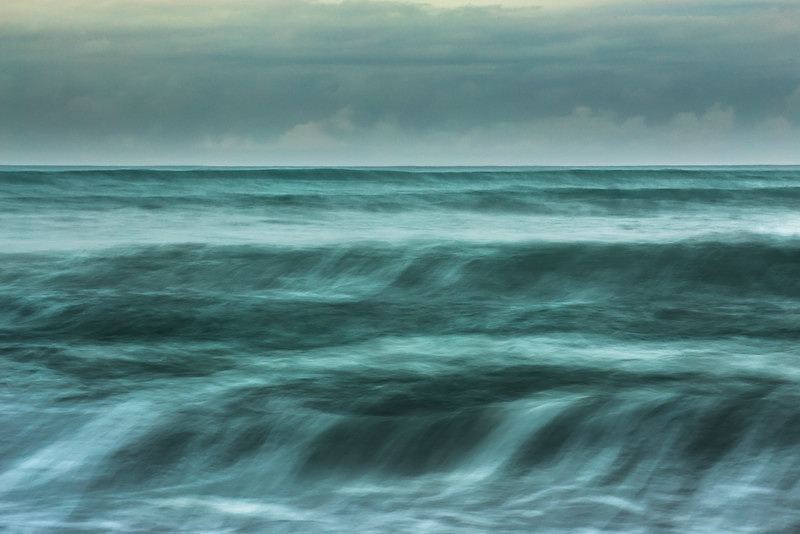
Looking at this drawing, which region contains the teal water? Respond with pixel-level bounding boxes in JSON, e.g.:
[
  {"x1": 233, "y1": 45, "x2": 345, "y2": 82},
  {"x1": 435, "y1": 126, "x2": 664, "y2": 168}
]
[{"x1": 1, "y1": 167, "x2": 799, "y2": 532}]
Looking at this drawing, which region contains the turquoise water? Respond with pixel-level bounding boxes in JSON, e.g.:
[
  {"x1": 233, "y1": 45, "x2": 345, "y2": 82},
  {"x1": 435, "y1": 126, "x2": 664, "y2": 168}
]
[{"x1": 1, "y1": 167, "x2": 799, "y2": 532}]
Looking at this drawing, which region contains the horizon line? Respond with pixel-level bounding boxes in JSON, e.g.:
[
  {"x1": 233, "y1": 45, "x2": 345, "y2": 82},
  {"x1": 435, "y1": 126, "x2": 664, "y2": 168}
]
[{"x1": 2, "y1": 164, "x2": 800, "y2": 170}]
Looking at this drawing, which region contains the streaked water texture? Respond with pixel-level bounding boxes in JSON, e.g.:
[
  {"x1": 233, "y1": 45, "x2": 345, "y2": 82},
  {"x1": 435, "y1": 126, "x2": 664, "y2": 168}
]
[{"x1": 1, "y1": 167, "x2": 799, "y2": 532}]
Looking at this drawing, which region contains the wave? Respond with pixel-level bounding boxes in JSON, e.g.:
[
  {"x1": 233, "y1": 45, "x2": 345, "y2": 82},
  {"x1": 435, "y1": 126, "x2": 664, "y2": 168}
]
[
  {"x1": 2, "y1": 166, "x2": 799, "y2": 188},
  {"x1": 3, "y1": 347, "x2": 799, "y2": 531},
  {"x1": 4, "y1": 239, "x2": 797, "y2": 296},
  {"x1": 3, "y1": 167, "x2": 800, "y2": 532},
  {"x1": 5, "y1": 186, "x2": 800, "y2": 215},
  {"x1": 1, "y1": 240, "x2": 798, "y2": 345},
  {"x1": 3, "y1": 168, "x2": 799, "y2": 221}
]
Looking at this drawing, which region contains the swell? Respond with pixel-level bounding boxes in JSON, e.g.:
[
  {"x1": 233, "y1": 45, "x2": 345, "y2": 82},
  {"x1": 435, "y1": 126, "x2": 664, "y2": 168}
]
[
  {"x1": 2, "y1": 166, "x2": 798, "y2": 179},
  {"x1": 7, "y1": 357, "x2": 799, "y2": 496},
  {"x1": 2, "y1": 167, "x2": 799, "y2": 190},
  {"x1": 4, "y1": 186, "x2": 800, "y2": 214},
  {"x1": 109, "y1": 386, "x2": 798, "y2": 483},
  {"x1": 1, "y1": 240, "x2": 798, "y2": 345},
  {"x1": 3, "y1": 167, "x2": 799, "y2": 220},
  {"x1": 3, "y1": 240, "x2": 797, "y2": 296},
  {"x1": 6, "y1": 377, "x2": 798, "y2": 531}
]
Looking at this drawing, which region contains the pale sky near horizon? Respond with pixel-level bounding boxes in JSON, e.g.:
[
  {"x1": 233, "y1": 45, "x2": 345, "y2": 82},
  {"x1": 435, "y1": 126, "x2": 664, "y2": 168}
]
[{"x1": 1, "y1": 0, "x2": 798, "y2": 165}]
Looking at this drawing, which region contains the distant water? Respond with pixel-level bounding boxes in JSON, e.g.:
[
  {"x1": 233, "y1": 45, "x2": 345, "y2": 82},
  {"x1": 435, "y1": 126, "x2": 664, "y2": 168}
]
[{"x1": 1, "y1": 167, "x2": 799, "y2": 533}]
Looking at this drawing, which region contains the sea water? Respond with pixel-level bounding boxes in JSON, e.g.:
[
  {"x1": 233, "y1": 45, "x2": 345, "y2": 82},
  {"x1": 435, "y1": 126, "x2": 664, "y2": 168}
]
[{"x1": 1, "y1": 167, "x2": 799, "y2": 532}]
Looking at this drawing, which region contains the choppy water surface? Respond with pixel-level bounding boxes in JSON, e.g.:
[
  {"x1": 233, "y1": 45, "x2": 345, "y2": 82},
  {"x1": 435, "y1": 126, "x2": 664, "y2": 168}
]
[{"x1": 1, "y1": 167, "x2": 799, "y2": 532}]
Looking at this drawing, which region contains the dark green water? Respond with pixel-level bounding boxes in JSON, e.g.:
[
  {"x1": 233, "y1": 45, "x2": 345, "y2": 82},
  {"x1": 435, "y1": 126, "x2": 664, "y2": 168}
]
[{"x1": 1, "y1": 167, "x2": 799, "y2": 532}]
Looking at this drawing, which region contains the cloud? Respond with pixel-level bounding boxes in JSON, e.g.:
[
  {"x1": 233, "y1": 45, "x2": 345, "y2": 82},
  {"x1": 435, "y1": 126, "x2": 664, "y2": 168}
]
[
  {"x1": 278, "y1": 108, "x2": 356, "y2": 151},
  {"x1": 0, "y1": 0, "x2": 798, "y2": 163},
  {"x1": 181, "y1": 103, "x2": 799, "y2": 166},
  {"x1": 788, "y1": 84, "x2": 800, "y2": 115},
  {"x1": 669, "y1": 103, "x2": 735, "y2": 138}
]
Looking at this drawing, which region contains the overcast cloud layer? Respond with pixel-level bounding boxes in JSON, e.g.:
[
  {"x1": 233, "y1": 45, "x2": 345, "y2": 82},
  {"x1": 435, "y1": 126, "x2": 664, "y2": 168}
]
[{"x1": 1, "y1": 0, "x2": 798, "y2": 165}]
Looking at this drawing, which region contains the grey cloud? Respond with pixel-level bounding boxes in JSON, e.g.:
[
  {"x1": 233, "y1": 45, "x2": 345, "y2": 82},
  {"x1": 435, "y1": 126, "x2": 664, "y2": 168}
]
[{"x1": 0, "y1": 0, "x2": 798, "y2": 164}]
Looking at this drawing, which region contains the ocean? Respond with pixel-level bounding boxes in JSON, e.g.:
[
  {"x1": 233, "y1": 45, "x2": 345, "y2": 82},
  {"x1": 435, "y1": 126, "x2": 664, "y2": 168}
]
[{"x1": 1, "y1": 167, "x2": 799, "y2": 532}]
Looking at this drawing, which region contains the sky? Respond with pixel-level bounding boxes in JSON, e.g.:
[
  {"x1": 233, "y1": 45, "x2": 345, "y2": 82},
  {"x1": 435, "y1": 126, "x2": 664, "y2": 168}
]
[{"x1": 1, "y1": 0, "x2": 798, "y2": 165}]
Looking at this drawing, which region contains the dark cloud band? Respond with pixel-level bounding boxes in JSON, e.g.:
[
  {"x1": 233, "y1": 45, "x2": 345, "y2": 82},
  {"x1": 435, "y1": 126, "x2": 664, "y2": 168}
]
[{"x1": 1, "y1": 0, "x2": 798, "y2": 164}]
